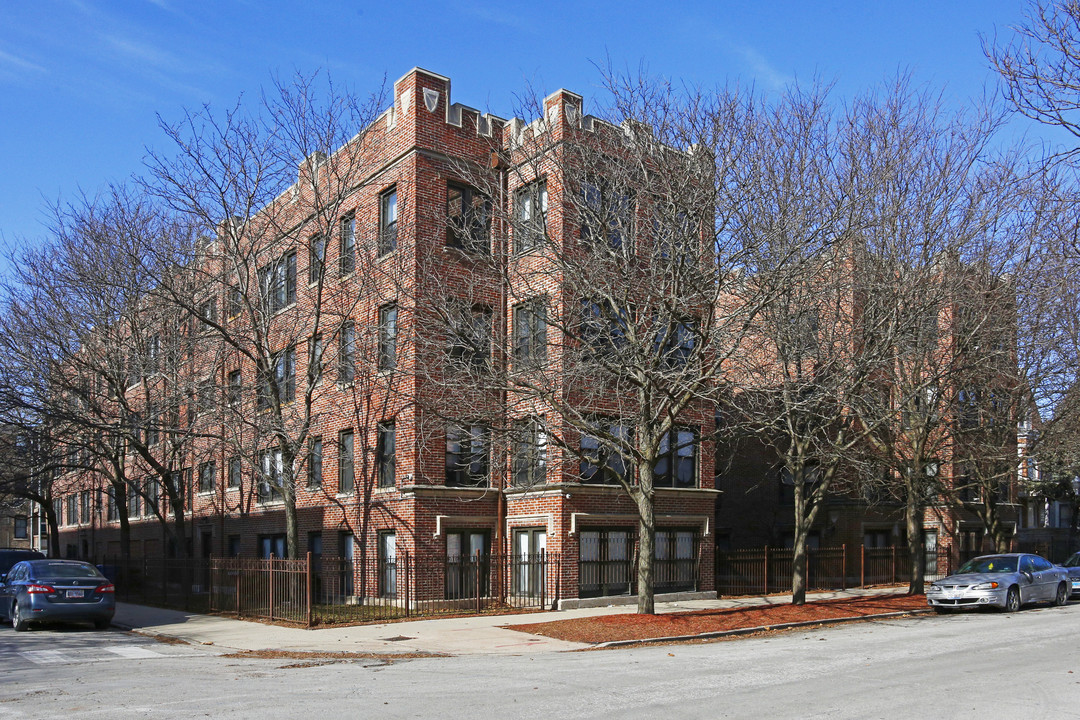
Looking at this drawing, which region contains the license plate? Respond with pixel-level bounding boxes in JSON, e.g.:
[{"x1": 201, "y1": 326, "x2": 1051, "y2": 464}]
[{"x1": 66, "y1": 589, "x2": 84, "y2": 598}]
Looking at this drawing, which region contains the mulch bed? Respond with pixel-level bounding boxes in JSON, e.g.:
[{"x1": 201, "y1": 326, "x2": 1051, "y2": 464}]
[{"x1": 507, "y1": 594, "x2": 928, "y2": 644}]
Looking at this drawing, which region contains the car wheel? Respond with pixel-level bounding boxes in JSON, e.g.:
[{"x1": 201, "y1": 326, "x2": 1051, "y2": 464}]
[
  {"x1": 12, "y1": 602, "x2": 30, "y2": 631},
  {"x1": 93, "y1": 618, "x2": 110, "y2": 630},
  {"x1": 1055, "y1": 583, "x2": 1069, "y2": 607},
  {"x1": 1004, "y1": 586, "x2": 1021, "y2": 613}
]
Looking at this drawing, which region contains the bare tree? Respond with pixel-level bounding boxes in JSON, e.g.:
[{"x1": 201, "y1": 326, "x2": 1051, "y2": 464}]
[{"x1": 141, "y1": 71, "x2": 388, "y2": 558}]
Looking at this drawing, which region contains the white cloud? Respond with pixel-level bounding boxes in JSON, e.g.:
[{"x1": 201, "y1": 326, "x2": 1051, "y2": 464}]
[{"x1": 0, "y1": 49, "x2": 46, "y2": 75}]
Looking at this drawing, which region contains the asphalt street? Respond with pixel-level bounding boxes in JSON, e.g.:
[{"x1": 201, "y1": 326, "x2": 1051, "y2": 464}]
[{"x1": 1, "y1": 602, "x2": 1078, "y2": 719}]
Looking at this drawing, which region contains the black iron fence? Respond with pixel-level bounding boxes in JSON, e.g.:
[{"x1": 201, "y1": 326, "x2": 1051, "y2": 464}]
[
  {"x1": 715, "y1": 545, "x2": 953, "y2": 596},
  {"x1": 96, "y1": 551, "x2": 560, "y2": 627}
]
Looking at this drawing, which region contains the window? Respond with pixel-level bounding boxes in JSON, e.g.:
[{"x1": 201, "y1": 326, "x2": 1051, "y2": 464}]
[
  {"x1": 309, "y1": 233, "x2": 326, "y2": 284},
  {"x1": 145, "y1": 404, "x2": 160, "y2": 446},
  {"x1": 227, "y1": 456, "x2": 242, "y2": 489},
  {"x1": 227, "y1": 370, "x2": 242, "y2": 407},
  {"x1": 446, "y1": 183, "x2": 490, "y2": 253},
  {"x1": 339, "y1": 215, "x2": 356, "y2": 276},
  {"x1": 308, "y1": 436, "x2": 323, "y2": 489},
  {"x1": 958, "y1": 388, "x2": 980, "y2": 429},
  {"x1": 126, "y1": 485, "x2": 139, "y2": 519},
  {"x1": 379, "y1": 187, "x2": 398, "y2": 255},
  {"x1": 259, "y1": 347, "x2": 296, "y2": 409},
  {"x1": 198, "y1": 461, "x2": 216, "y2": 494},
  {"x1": 145, "y1": 478, "x2": 159, "y2": 516},
  {"x1": 258, "y1": 448, "x2": 284, "y2": 503},
  {"x1": 378, "y1": 531, "x2": 397, "y2": 598},
  {"x1": 13, "y1": 516, "x2": 28, "y2": 539},
  {"x1": 66, "y1": 494, "x2": 78, "y2": 526},
  {"x1": 258, "y1": 534, "x2": 286, "y2": 559},
  {"x1": 377, "y1": 421, "x2": 395, "y2": 489},
  {"x1": 107, "y1": 488, "x2": 118, "y2": 521},
  {"x1": 654, "y1": 529, "x2": 698, "y2": 592},
  {"x1": 80, "y1": 491, "x2": 90, "y2": 525},
  {"x1": 378, "y1": 304, "x2": 398, "y2": 372},
  {"x1": 514, "y1": 179, "x2": 548, "y2": 253},
  {"x1": 198, "y1": 298, "x2": 217, "y2": 327},
  {"x1": 655, "y1": 318, "x2": 696, "y2": 370},
  {"x1": 338, "y1": 430, "x2": 353, "y2": 494},
  {"x1": 309, "y1": 334, "x2": 324, "y2": 385},
  {"x1": 653, "y1": 206, "x2": 696, "y2": 263},
  {"x1": 581, "y1": 299, "x2": 628, "y2": 357},
  {"x1": 448, "y1": 304, "x2": 492, "y2": 369},
  {"x1": 580, "y1": 179, "x2": 633, "y2": 250},
  {"x1": 578, "y1": 528, "x2": 633, "y2": 598},
  {"x1": 512, "y1": 418, "x2": 547, "y2": 487},
  {"x1": 513, "y1": 299, "x2": 546, "y2": 366},
  {"x1": 227, "y1": 284, "x2": 243, "y2": 318},
  {"x1": 147, "y1": 335, "x2": 161, "y2": 373},
  {"x1": 580, "y1": 421, "x2": 631, "y2": 484},
  {"x1": 654, "y1": 428, "x2": 697, "y2": 488},
  {"x1": 258, "y1": 251, "x2": 297, "y2": 313},
  {"x1": 181, "y1": 468, "x2": 194, "y2": 510},
  {"x1": 196, "y1": 378, "x2": 216, "y2": 416},
  {"x1": 445, "y1": 424, "x2": 490, "y2": 487},
  {"x1": 338, "y1": 322, "x2": 356, "y2": 383}
]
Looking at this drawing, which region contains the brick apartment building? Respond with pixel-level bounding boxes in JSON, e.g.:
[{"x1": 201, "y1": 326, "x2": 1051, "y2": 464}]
[
  {"x1": 51, "y1": 67, "x2": 718, "y2": 606},
  {"x1": 49, "y1": 67, "x2": 1025, "y2": 604}
]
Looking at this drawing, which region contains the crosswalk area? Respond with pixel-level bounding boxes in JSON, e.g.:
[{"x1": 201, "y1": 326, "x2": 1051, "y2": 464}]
[{"x1": 17, "y1": 644, "x2": 200, "y2": 666}]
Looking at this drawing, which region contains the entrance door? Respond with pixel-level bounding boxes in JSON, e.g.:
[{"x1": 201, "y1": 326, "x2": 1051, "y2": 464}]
[
  {"x1": 579, "y1": 529, "x2": 632, "y2": 598},
  {"x1": 513, "y1": 528, "x2": 547, "y2": 597},
  {"x1": 378, "y1": 532, "x2": 396, "y2": 598},
  {"x1": 446, "y1": 531, "x2": 489, "y2": 600},
  {"x1": 924, "y1": 530, "x2": 939, "y2": 577}
]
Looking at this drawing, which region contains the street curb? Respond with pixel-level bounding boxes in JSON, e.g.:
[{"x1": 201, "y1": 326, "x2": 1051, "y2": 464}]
[{"x1": 588, "y1": 609, "x2": 934, "y2": 649}]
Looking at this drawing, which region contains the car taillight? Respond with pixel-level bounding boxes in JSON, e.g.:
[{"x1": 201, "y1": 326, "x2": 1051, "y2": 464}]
[
  {"x1": 95, "y1": 584, "x2": 115, "y2": 594},
  {"x1": 26, "y1": 584, "x2": 55, "y2": 594}
]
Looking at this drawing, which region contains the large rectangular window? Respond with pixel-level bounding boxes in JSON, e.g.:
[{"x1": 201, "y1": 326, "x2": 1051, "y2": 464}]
[
  {"x1": 308, "y1": 436, "x2": 323, "y2": 489},
  {"x1": 378, "y1": 304, "x2": 397, "y2": 372},
  {"x1": 578, "y1": 528, "x2": 633, "y2": 598},
  {"x1": 338, "y1": 430, "x2": 354, "y2": 494},
  {"x1": 227, "y1": 456, "x2": 242, "y2": 489},
  {"x1": 377, "y1": 421, "x2": 395, "y2": 489},
  {"x1": 198, "y1": 461, "x2": 216, "y2": 494},
  {"x1": 379, "y1": 187, "x2": 398, "y2": 255},
  {"x1": 309, "y1": 233, "x2": 326, "y2": 284},
  {"x1": 378, "y1": 531, "x2": 397, "y2": 598},
  {"x1": 14, "y1": 515, "x2": 28, "y2": 539},
  {"x1": 309, "y1": 334, "x2": 324, "y2": 385},
  {"x1": 448, "y1": 304, "x2": 491, "y2": 369},
  {"x1": 445, "y1": 424, "x2": 490, "y2": 487},
  {"x1": 580, "y1": 421, "x2": 631, "y2": 484},
  {"x1": 339, "y1": 215, "x2": 356, "y2": 276},
  {"x1": 258, "y1": 251, "x2": 297, "y2": 314},
  {"x1": 227, "y1": 369, "x2": 242, "y2": 407},
  {"x1": 446, "y1": 183, "x2": 489, "y2": 253},
  {"x1": 259, "y1": 347, "x2": 296, "y2": 409},
  {"x1": 580, "y1": 179, "x2": 633, "y2": 250},
  {"x1": 653, "y1": 428, "x2": 698, "y2": 488},
  {"x1": 514, "y1": 179, "x2": 548, "y2": 253},
  {"x1": 512, "y1": 418, "x2": 547, "y2": 487},
  {"x1": 513, "y1": 299, "x2": 546, "y2": 366},
  {"x1": 258, "y1": 449, "x2": 284, "y2": 503},
  {"x1": 338, "y1": 322, "x2": 356, "y2": 384}
]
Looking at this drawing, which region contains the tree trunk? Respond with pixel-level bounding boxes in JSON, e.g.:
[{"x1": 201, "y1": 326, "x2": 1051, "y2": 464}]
[
  {"x1": 905, "y1": 493, "x2": 925, "y2": 595},
  {"x1": 635, "y1": 491, "x2": 656, "y2": 615},
  {"x1": 791, "y1": 530, "x2": 808, "y2": 605}
]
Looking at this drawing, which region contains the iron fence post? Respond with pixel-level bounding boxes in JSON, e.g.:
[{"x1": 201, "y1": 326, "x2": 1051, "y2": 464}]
[
  {"x1": 306, "y1": 551, "x2": 313, "y2": 628},
  {"x1": 764, "y1": 545, "x2": 769, "y2": 595},
  {"x1": 860, "y1": 544, "x2": 865, "y2": 588},
  {"x1": 269, "y1": 556, "x2": 275, "y2": 624},
  {"x1": 841, "y1": 544, "x2": 846, "y2": 590}
]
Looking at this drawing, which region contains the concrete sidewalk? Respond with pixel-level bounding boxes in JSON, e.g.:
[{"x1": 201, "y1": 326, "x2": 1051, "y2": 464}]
[{"x1": 112, "y1": 587, "x2": 910, "y2": 656}]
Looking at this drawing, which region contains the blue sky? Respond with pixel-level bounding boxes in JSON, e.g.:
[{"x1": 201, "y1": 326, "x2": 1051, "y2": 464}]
[{"x1": 0, "y1": 1, "x2": 1056, "y2": 259}]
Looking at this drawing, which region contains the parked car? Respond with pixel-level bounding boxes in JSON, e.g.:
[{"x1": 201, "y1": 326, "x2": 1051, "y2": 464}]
[
  {"x1": 0, "y1": 548, "x2": 45, "y2": 580},
  {"x1": 926, "y1": 553, "x2": 1070, "y2": 613},
  {"x1": 0, "y1": 559, "x2": 115, "y2": 631},
  {"x1": 1060, "y1": 551, "x2": 1080, "y2": 597}
]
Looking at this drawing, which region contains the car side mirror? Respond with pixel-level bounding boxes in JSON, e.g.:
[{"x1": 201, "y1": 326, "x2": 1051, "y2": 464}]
[{"x1": 1022, "y1": 571, "x2": 1034, "y2": 582}]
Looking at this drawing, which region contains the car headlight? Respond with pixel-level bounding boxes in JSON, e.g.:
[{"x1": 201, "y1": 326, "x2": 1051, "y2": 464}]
[{"x1": 971, "y1": 582, "x2": 999, "y2": 590}]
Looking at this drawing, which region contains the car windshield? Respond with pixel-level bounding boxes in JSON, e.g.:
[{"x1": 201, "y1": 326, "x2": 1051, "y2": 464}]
[
  {"x1": 956, "y1": 556, "x2": 1017, "y2": 574},
  {"x1": 33, "y1": 563, "x2": 102, "y2": 579},
  {"x1": 1064, "y1": 553, "x2": 1080, "y2": 568}
]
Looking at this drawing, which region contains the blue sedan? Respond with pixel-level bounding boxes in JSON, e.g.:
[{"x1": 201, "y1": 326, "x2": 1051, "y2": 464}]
[
  {"x1": 0, "y1": 559, "x2": 115, "y2": 631},
  {"x1": 1061, "y1": 552, "x2": 1080, "y2": 597}
]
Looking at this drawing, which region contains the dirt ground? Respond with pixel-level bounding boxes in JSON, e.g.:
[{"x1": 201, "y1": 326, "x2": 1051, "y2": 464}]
[{"x1": 507, "y1": 593, "x2": 929, "y2": 644}]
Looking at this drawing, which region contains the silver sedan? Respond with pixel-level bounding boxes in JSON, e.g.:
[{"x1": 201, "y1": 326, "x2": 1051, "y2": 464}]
[{"x1": 926, "y1": 553, "x2": 1070, "y2": 613}]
